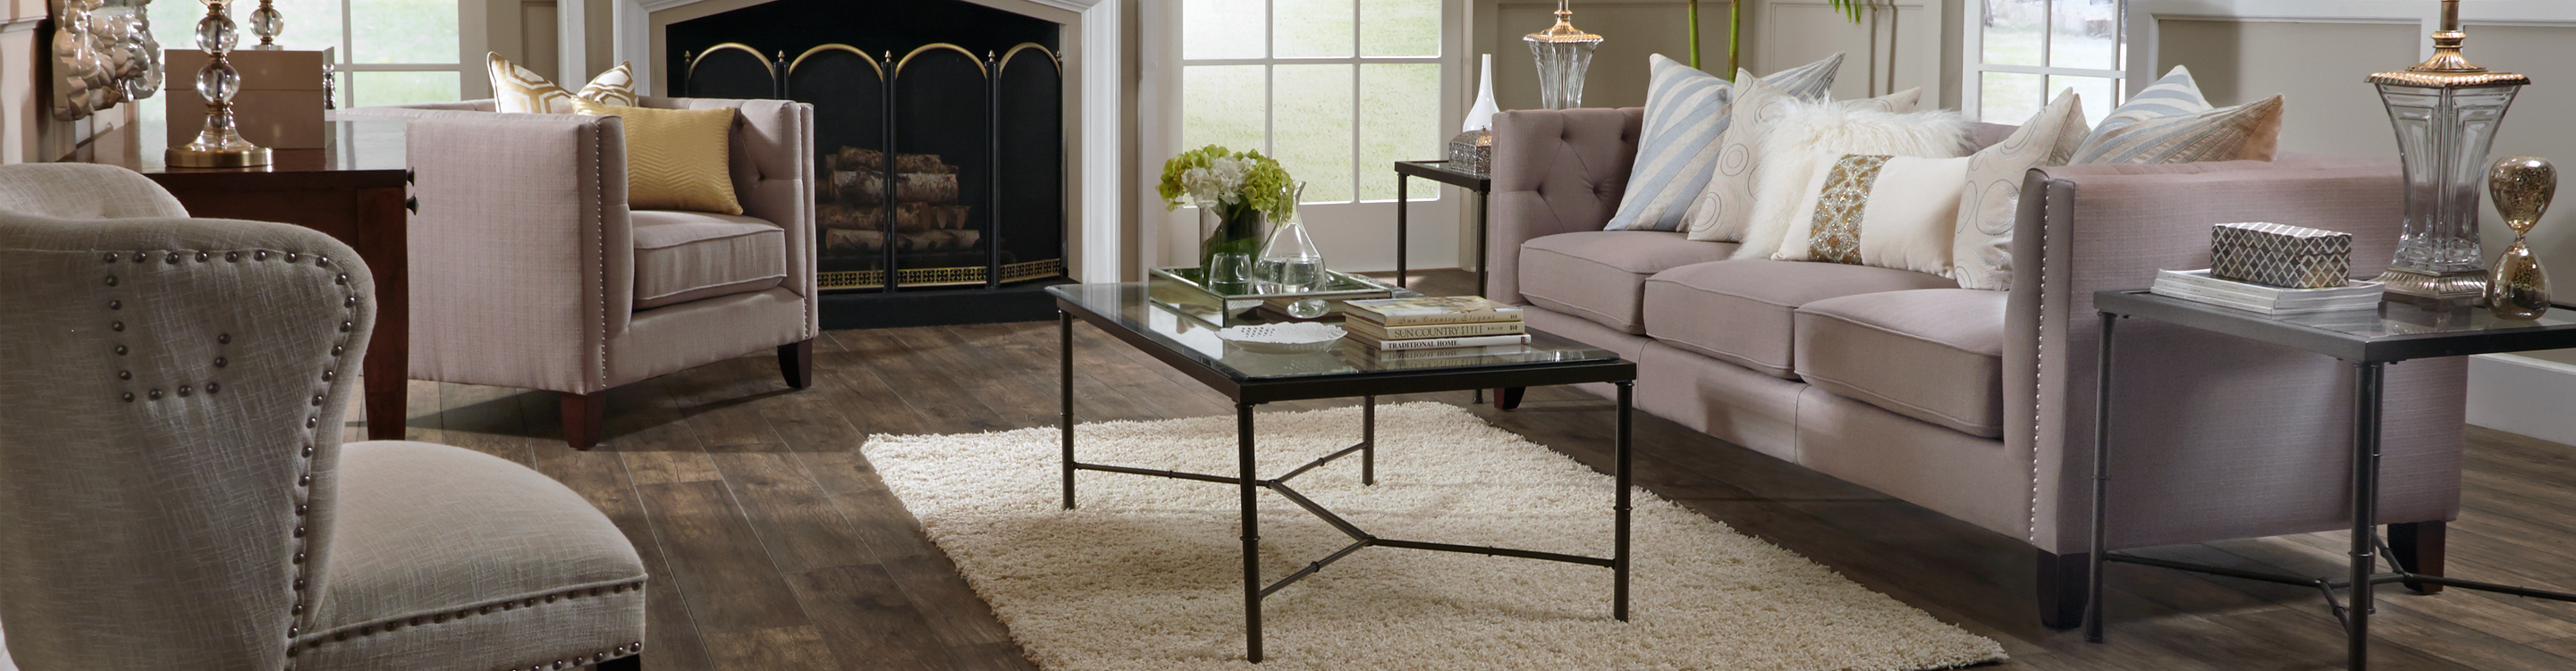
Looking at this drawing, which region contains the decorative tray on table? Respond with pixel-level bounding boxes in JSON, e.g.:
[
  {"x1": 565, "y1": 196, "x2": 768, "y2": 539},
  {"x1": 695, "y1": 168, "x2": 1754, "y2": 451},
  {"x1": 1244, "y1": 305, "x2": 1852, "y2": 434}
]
[{"x1": 1147, "y1": 266, "x2": 1401, "y2": 327}]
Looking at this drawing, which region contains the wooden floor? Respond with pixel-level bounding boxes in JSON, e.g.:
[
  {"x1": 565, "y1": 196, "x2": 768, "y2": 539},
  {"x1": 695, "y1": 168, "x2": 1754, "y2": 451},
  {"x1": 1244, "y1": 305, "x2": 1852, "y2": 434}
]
[{"x1": 357, "y1": 271, "x2": 2576, "y2": 671}]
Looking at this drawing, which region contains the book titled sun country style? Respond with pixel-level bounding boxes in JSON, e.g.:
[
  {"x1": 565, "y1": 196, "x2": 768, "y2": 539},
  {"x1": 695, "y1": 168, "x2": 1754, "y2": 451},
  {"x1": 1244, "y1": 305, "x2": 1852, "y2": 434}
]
[
  {"x1": 1347, "y1": 332, "x2": 1532, "y2": 351},
  {"x1": 1342, "y1": 317, "x2": 1525, "y2": 340},
  {"x1": 1341, "y1": 296, "x2": 1524, "y2": 326}
]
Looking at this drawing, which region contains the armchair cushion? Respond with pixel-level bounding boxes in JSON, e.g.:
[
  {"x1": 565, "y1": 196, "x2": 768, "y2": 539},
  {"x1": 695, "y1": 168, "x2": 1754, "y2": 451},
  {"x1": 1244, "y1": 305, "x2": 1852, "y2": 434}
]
[
  {"x1": 298, "y1": 440, "x2": 646, "y2": 671},
  {"x1": 1642, "y1": 259, "x2": 1955, "y2": 378},
  {"x1": 1795, "y1": 289, "x2": 2007, "y2": 437},
  {"x1": 1518, "y1": 231, "x2": 1738, "y2": 333},
  {"x1": 632, "y1": 210, "x2": 787, "y2": 309}
]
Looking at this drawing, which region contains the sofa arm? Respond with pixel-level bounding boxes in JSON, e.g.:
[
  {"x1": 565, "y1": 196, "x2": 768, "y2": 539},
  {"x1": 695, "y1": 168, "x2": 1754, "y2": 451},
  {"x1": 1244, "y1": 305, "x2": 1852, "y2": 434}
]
[
  {"x1": 639, "y1": 96, "x2": 817, "y2": 339},
  {"x1": 404, "y1": 111, "x2": 634, "y2": 394},
  {"x1": 2007, "y1": 155, "x2": 2466, "y2": 554},
  {"x1": 1486, "y1": 107, "x2": 1642, "y2": 303}
]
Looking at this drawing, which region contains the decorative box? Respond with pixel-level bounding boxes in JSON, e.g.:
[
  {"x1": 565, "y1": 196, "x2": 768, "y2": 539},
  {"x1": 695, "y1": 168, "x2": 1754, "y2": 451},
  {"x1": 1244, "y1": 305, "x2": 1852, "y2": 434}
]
[
  {"x1": 165, "y1": 48, "x2": 332, "y2": 150},
  {"x1": 1445, "y1": 129, "x2": 1491, "y2": 174},
  {"x1": 2210, "y1": 222, "x2": 2352, "y2": 289}
]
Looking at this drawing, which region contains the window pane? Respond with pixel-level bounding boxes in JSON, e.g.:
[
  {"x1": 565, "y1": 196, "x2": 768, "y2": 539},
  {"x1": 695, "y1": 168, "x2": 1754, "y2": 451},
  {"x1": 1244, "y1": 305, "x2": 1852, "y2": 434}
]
[
  {"x1": 151, "y1": 0, "x2": 342, "y2": 55},
  {"x1": 2049, "y1": 0, "x2": 2117, "y2": 70},
  {"x1": 1360, "y1": 0, "x2": 1439, "y2": 57},
  {"x1": 1273, "y1": 64, "x2": 1354, "y2": 202},
  {"x1": 1183, "y1": 65, "x2": 1267, "y2": 154},
  {"x1": 350, "y1": 0, "x2": 457, "y2": 63},
  {"x1": 1982, "y1": 0, "x2": 2044, "y2": 67},
  {"x1": 1274, "y1": 0, "x2": 1353, "y2": 58},
  {"x1": 349, "y1": 71, "x2": 459, "y2": 106},
  {"x1": 2048, "y1": 75, "x2": 2117, "y2": 129},
  {"x1": 1358, "y1": 63, "x2": 1438, "y2": 201},
  {"x1": 1184, "y1": 0, "x2": 1266, "y2": 60},
  {"x1": 1981, "y1": 71, "x2": 2043, "y2": 124}
]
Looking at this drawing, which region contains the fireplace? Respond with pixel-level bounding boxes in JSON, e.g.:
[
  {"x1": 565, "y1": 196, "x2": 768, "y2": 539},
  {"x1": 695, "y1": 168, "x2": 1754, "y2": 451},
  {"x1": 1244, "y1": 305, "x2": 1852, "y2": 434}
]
[{"x1": 668, "y1": 0, "x2": 1068, "y2": 326}]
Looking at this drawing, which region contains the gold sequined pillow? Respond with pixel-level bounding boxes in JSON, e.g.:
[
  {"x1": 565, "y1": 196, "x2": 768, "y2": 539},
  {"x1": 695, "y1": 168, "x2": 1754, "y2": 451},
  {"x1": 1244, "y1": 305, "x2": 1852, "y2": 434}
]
[
  {"x1": 573, "y1": 101, "x2": 742, "y2": 215},
  {"x1": 1769, "y1": 151, "x2": 1970, "y2": 277},
  {"x1": 489, "y1": 53, "x2": 637, "y2": 113}
]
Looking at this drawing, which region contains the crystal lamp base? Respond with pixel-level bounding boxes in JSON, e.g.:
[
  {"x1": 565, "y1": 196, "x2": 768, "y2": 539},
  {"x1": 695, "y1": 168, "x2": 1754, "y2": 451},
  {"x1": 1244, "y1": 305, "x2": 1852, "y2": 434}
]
[
  {"x1": 2373, "y1": 266, "x2": 2487, "y2": 303},
  {"x1": 166, "y1": 146, "x2": 272, "y2": 168}
]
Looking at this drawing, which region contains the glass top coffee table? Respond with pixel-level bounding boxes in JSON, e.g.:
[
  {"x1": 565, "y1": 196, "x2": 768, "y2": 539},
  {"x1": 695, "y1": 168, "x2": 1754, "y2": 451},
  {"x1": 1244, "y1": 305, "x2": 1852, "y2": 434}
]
[{"x1": 1046, "y1": 282, "x2": 1639, "y2": 662}]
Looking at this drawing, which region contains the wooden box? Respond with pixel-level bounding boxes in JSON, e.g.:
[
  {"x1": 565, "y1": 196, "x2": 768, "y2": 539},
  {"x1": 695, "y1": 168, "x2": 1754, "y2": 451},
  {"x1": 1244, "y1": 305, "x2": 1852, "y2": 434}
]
[{"x1": 165, "y1": 48, "x2": 332, "y2": 150}]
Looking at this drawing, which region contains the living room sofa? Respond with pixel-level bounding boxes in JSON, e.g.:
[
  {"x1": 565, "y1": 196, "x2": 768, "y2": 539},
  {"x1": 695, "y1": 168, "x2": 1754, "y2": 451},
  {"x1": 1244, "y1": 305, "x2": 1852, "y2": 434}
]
[{"x1": 1487, "y1": 107, "x2": 2466, "y2": 628}]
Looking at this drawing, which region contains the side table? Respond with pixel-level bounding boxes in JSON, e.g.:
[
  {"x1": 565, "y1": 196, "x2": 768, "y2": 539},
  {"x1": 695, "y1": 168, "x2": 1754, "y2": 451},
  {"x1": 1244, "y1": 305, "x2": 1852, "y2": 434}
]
[
  {"x1": 1392, "y1": 160, "x2": 1491, "y2": 292},
  {"x1": 2088, "y1": 289, "x2": 2576, "y2": 669},
  {"x1": 138, "y1": 120, "x2": 412, "y2": 440}
]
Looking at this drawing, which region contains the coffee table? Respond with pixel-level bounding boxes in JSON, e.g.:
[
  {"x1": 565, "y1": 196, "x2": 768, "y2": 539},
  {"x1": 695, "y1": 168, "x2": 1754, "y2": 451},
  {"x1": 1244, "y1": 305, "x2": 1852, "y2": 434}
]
[{"x1": 1048, "y1": 281, "x2": 1638, "y2": 663}]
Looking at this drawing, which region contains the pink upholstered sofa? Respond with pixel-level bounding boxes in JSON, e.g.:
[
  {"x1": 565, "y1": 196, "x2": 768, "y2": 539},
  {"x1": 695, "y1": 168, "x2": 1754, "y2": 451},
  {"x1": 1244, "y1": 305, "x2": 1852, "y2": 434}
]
[{"x1": 1488, "y1": 107, "x2": 2467, "y2": 628}]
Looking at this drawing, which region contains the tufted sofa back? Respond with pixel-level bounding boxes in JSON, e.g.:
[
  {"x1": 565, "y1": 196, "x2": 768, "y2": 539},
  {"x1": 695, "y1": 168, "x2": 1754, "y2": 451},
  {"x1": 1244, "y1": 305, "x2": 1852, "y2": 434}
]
[
  {"x1": 0, "y1": 173, "x2": 376, "y2": 671},
  {"x1": 1487, "y1": 107, "x2": 1643, "y2": 303}
]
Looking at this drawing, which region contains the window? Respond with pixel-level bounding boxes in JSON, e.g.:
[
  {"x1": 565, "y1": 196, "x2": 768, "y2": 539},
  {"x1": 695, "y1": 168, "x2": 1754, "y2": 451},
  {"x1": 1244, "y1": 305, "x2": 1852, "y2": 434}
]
[
  {"x1": 1965, "y1": 0, "x2": 2123, "y2": 126},
  {"x1": 1180, "y1": 0, "x2": 1445, "y2": 204},
  {"x1": 144, "y1": 0, "x2": 462, "y2": 152}
]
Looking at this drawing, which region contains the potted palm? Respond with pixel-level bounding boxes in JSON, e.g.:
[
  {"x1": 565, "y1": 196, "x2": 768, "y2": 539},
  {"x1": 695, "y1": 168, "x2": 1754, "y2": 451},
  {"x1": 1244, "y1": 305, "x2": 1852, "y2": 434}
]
[{"x1": 1159, "y1": 146, "x2": 1296, "y2": 290}]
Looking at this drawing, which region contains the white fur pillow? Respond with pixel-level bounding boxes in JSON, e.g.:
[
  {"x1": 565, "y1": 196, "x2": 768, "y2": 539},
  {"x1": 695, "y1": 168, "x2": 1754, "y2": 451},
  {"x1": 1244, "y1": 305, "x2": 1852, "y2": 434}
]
[{"x1": 1731, "y1": 98, "x2": 1972, "y2": 260}]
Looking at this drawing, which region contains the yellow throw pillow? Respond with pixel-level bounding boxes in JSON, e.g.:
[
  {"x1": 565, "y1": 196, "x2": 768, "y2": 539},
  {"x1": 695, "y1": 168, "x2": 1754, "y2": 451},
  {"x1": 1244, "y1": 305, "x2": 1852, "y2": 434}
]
[
  {"x1": 489, "y1": 53, "x2": 637, "y2": 113},
  {"x1": 573, "y1": 101, "x2": 743, "y2": 215}
]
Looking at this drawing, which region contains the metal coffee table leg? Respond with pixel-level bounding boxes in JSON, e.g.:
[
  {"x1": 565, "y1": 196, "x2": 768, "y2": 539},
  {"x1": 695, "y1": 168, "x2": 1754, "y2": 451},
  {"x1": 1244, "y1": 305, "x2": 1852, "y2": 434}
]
[
  {"x1": 1238, "y1": 401, "x2": 1263, "y2": 663},
  {"x1": 2349, "y1": 361, "x2": 2385, "y2": 670},
  {"x1": 1615, "y1": 380, "x2": 1633, "y2": 621},
  {"x1": 1362, "y1": 396, "x2": 1376, "y2": 485},
  {"x1": 1061, "y1": 311, "x2": 1077, "y2": 510}
]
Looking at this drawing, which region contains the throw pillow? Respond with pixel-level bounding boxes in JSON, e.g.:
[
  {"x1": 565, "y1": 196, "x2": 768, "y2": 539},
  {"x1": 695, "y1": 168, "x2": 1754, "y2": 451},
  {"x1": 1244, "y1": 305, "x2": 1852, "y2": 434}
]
[
  {"x1": 1951, "y1": 88, "x2": 2089, "y2": 290},
  {"x1": 2069, "y1": 65, "x2": 2284, "y2": 164},
  {"x1": 1602, "y1": 52, "x2": 1845, "y2": 231},
  {"x1": 1771, "y1": 152, "x2": 1972, "y2": 276},
  {"x1": 572, "y1": 101, "x2": 743, "y2": 215},
  {"x1": 490, "y1": 53, "x2": 638, "y2": 113},
  {"x1": 1679, "y1": 71, "x2": 1924, "y2": 244},
  {"x1": 1727, "y1": 94, "x2": 1969, "y2": 260}
]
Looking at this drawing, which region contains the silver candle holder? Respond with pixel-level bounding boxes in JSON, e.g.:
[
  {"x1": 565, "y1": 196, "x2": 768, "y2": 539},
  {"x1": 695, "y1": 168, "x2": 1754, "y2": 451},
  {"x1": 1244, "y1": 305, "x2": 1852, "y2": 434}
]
[{"x1": 166, "y1": 0, "x2": 271, "y2": 167}]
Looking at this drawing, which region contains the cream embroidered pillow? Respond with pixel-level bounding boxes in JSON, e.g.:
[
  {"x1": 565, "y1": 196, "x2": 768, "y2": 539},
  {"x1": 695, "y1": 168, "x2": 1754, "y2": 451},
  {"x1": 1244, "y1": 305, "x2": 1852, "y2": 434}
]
[
  {"x1": 1679, "y1": 72, "x2": 1923, "y2": 243},
  {"x1": 1729, "y1": 96, "x2": 1970, "y2": 260},
  {"x1": 1952, "y1": 88, "x2": 2089, "y2": 290},
  {"x1": 1771, "y1": 152, "x2": 1971, "y2": 277},
  {"x1": 572, "y1": 101, "x2": 742, "y2": 215},
  {"x1": 490, "y1": 53, "x2": 638, "y2": 113}
]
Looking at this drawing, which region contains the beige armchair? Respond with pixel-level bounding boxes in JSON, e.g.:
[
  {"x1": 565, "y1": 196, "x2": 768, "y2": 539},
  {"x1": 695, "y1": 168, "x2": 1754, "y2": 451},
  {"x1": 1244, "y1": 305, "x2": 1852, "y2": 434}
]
[
  {"x1": 0, "y1": 164, "x2": 648, "y2": 670},
  {"x1": 342, "y1": 97, "x2": 819, "y2": 449}
]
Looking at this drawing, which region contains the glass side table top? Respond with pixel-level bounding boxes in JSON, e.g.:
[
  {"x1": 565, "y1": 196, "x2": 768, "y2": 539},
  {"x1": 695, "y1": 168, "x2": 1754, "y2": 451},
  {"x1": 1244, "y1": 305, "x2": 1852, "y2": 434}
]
[
  {"x1": 2096, "y1": 289, "x2": 2576, "y2": 362},
  {"x1": 1049, "y1": 282, "x2": 1622, "y2": 382}
]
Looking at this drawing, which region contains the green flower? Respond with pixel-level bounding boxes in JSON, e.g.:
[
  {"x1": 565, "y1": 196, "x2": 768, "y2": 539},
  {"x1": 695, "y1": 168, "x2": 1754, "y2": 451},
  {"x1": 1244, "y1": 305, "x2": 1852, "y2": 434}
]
[{"x1": 1158, "y1": 146, "x2": 1296, "y2": 222}]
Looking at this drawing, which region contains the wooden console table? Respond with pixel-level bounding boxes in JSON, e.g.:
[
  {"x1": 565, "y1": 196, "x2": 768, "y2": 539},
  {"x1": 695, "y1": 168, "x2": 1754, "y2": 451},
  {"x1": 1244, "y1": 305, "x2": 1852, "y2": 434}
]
[{"x1": 139, "y1": 120, "x2": 411, "y2": 440}]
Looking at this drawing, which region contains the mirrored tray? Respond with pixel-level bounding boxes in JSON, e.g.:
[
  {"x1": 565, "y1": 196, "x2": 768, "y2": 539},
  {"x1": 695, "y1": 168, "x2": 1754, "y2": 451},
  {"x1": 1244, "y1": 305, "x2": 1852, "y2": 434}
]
[{"x1": 1147, "y1": 266, "x2": 1402, "y2": 326}]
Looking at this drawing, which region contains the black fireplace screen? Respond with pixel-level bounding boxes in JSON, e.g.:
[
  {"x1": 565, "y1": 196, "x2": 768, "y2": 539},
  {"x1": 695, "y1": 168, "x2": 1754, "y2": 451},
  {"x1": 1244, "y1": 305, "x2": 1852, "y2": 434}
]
[{"x1": 680, "y1": 41, "x2": 1064, "y2": 291}]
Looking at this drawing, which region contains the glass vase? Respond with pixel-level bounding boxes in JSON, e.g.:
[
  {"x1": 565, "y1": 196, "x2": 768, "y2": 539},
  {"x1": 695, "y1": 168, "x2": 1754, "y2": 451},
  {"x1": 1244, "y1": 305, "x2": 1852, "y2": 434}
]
[{"x1": 1199, "y1": 202, "x2": 1266, "y2": 292}]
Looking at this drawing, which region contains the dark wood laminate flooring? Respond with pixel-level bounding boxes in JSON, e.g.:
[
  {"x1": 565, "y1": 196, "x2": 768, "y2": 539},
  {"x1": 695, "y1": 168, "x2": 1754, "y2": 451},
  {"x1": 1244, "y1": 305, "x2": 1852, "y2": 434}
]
[{"x1": 357, "y1": 271, "x2": 2576, "y2": 671}]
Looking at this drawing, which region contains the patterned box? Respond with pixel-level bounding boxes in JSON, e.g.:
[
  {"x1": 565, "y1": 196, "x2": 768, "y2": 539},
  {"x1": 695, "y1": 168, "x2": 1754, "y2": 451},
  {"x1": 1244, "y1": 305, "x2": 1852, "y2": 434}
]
[
  {"x1": 1445, "y1": 130, "x2": 1491, "y2": 174},
  {"x1": 2210, "y1": 222, "x2": 2352, "y2": 289}
]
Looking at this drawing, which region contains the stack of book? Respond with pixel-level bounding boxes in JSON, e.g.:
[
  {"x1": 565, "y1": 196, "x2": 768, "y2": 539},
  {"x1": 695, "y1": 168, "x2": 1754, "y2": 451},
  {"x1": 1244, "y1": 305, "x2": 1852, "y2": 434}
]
[
  {"x1": 2149, "y1": 269, "x2": 2383, "y2": 315},
  {"x1": 1340, "y1": 296, "x2": 1529, "y2": 351}
]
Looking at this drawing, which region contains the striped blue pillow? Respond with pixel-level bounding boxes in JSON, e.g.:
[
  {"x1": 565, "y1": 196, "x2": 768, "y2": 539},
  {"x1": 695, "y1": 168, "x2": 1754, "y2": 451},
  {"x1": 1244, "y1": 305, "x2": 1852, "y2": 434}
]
[
  {"x1": 1604, "y1": 53, "x2": 1844, "y2": 231},
  {"x1": 2071, "y1": 65, "x2": 2285, "y2": 165}
]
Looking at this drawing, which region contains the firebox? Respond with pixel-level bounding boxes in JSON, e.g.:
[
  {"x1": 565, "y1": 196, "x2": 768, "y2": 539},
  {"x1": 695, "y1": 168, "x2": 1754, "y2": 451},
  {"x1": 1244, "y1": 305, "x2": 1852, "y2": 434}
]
[{"x1": 668, "y1": 0, "x2": 1065, "y2": 300}]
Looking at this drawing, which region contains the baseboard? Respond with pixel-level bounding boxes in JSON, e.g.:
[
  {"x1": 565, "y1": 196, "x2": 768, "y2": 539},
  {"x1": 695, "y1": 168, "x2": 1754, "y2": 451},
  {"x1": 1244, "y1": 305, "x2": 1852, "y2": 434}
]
[{"x1": 2466, "y1": 353, "x2": 2576, "y2": 445}]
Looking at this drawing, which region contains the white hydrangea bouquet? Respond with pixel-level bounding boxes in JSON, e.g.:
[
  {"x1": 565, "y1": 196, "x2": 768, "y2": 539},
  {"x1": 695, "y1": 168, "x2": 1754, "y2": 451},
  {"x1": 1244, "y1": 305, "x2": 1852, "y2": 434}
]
[{"x1": 1158, "y1": 146, "x2": 1295, "y2": 285}]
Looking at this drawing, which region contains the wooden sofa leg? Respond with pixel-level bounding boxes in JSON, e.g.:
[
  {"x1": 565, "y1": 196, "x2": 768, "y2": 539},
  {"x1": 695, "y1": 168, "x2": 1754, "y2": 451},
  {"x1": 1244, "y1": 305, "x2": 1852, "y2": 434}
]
[
  {"x1": 2391, "y1": 520, "x2": 2447, "y2": 594},
  {"x1": 2036, "y1": 548, "x2": 2090, "y2": 631},
  {"x1": 595, "y1": 654, "x2": 640, "y2": 670},
  {"x1": 1493, "y1": 387, "x2": 1525, "y2": 410},
  {"x1": 562, "y1": 390, "x2": 607, "y2": 450},
  {"x1": 779, "y1": 339, "x2": 815, "y2": 390}
]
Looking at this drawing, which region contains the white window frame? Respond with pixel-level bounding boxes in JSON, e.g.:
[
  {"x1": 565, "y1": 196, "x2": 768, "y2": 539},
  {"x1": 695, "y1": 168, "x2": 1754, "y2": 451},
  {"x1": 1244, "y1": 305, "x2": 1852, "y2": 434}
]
[
  {"x1": 329, "y1": 0, "x2": 472, "y2": 108},
  {"x1": 1177, "y1": 1, "x2": 1450, "y2": 205},
  {"x1": 1959, "y1": 0, "x2": 2127, "y2": 122}
]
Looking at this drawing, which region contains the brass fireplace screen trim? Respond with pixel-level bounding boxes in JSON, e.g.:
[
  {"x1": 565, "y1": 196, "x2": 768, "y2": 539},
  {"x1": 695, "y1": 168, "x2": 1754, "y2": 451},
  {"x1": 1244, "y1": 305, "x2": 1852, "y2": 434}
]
[{"x1": 820, "y1": 258, "x2": 1065, "y2": 290}]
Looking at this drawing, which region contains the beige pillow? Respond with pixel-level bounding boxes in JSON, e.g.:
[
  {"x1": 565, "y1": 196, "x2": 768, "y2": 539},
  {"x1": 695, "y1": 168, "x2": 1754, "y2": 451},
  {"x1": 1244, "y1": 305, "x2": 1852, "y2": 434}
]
[
  {"x1": 1730, "y1": 96, "x2": 1971, "y2": 260},
  {"x1": 490, "y1": 53, "x2": 638, "y2": 113},
  {"x1": 1771, "y1": 153, "x2": 1970, "y2": 276},
  {"x1": 573, "y1": 101, "x2": 743, "y2": 215},
  {"x1": 2069, "y1": 65, "x2": 2282, "y2": 164},
  {"x1": 1680, "y1": 72, "x2": 1923, "y2": 243},
  {"x1": 1952, "y1": 89, "x2": 2089, "y2": 290}
]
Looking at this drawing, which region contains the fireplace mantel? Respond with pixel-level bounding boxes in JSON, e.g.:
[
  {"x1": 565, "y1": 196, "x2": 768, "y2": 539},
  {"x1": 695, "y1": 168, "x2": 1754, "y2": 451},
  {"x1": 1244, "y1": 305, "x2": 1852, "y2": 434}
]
[{"x1": 606, "y1": 0, "x2": 1125, "y2": 282}]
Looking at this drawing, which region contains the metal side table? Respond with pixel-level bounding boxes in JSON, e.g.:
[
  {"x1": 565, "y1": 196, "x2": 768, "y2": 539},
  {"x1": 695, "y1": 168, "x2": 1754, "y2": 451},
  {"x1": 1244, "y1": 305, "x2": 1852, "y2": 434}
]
[
  {"x1": 1392, "y1": 160, "x2": 1491, "y2": 292},
  {"x1": 2087, "y1": 289, "x2": 2576, "y2": 669}
]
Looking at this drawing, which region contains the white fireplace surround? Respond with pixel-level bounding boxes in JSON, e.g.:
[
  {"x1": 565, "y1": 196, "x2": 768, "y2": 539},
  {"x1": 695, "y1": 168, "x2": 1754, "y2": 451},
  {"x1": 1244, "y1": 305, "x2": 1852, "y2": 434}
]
[{"x1": 596, "y1": 0, "x2": 1125, "y2": 283}]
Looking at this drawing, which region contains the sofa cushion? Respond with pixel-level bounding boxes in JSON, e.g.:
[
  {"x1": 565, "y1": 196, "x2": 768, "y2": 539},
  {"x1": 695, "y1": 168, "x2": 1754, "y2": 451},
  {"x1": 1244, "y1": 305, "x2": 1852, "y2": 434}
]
[
  {"x1": 632, "y1": 210, "x2": 787, "y2": 309},
  {"x1": 1642, "y1": 259, "x2": 1955, "y2": 378},
  {"x1": 1519, "y1": 231, "x2": 1739, "y2": 333},
  {"x1": 1794, "y1": 289, "x2": 2007, "y2": 437}
]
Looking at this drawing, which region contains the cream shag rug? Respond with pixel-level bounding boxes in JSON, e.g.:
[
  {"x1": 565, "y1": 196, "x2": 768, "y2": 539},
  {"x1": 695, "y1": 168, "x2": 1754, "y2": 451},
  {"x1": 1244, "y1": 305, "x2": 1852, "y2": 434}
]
[{"x1": 862, "y1": 402, "x2": 2006, "y2": 671}]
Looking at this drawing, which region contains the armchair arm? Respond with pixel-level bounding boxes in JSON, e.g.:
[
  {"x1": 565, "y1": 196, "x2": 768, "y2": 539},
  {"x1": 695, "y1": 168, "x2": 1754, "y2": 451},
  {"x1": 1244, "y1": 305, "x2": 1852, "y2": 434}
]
[
  {"x1": 1486, "y1": 107, "x2": 1643, "y2": 303},
  {"x1": 2007, "y1": 155, "x2": 2466, "y2": 554},
  {"x1": 638, "y1": 97, "x2": 817, "y2": 340},
  {"x1": 403, "y1": 111, "x2": 633, "y2": 394}
]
